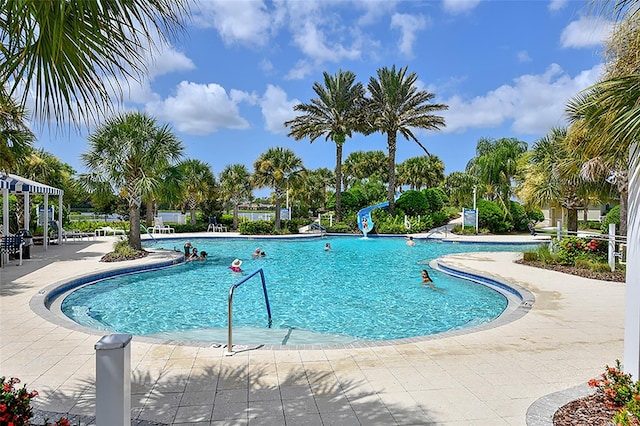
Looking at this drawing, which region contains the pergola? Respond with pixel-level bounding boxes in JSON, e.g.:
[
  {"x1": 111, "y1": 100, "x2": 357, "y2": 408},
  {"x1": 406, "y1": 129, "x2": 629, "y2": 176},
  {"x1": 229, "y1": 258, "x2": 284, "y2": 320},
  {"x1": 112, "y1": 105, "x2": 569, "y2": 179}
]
[{"x1": 1, "y1": 173, "x2": 64, "y2": 249}]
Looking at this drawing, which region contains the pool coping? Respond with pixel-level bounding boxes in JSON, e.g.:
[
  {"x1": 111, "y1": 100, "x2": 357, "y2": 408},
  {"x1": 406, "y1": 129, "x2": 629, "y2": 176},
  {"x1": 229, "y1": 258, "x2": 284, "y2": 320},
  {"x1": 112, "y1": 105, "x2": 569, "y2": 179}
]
[{"x1": 31, "y1": 245, "x2": 536, "y2": 351}]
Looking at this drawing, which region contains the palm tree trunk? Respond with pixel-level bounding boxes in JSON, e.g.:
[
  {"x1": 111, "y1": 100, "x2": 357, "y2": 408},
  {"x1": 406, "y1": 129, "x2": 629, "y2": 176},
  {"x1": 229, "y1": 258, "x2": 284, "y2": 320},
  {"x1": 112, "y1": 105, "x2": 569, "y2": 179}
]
[
  {"x1": 129, "y1": 201, "x2": 142, "y2": 250},
  {"x1": 145, "y1": 201, "x2": 153, "y2": 228},
  {"x1": 233, "y1": 201, "x2": 239, "y2": 230},
  {"x1": 387, "y1": 132, "x2": 397, "y2": 214},
  {"x1": 567, "y1": 209, "x2": 578, "y2": 235},
  {"x1": 274, "y1": 197, "x2": 282, "y2": 230},
  {"x1": 620, "y1": 189, "x2": 628, "y2": 236},
  {"x1": 335, "y1": 143, "x2": 343, "y2": 222}
]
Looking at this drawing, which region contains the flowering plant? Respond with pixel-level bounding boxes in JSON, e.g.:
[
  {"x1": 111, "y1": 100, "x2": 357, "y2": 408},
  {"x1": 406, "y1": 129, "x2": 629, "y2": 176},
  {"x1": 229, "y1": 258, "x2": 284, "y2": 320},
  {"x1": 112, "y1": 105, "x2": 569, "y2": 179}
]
[
  {"x1": 589, "y1": 360, "x2": 640, "y2": 425},
  {"x1": 1, "y1": 377, "x2": 69, "y2": 426}
]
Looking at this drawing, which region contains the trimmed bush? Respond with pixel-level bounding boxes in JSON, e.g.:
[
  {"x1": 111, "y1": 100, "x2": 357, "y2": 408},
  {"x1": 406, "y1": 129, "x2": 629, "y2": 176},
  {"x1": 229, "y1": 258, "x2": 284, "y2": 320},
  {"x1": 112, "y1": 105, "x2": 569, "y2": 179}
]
[
  {"x1": 601, "y1": 205, "x2": 620, "y2": 234},
  {"x1": 477, "y1": 199, "x2": 511, "y2": 233},
  {"x1": 238, "y1": 220, "x2": 274, "y2": 235},
  {"x1": 509, "y1": 201, "x2": 529, "y2": 232},
  {"x1": 396, "y1": 190, "x2": 429, "y2": 216}
]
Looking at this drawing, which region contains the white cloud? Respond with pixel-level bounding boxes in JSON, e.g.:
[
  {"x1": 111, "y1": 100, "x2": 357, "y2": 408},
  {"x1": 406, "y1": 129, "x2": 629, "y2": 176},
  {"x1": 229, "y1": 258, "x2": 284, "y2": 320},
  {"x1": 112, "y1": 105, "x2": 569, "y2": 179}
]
[
  {"x1": 192, "y1": 0, "x2": 277, "y2": 46},
  {"x1": 560, "y1": 16, "x2": 613, "y2": 48},
  {"x1": 390, "y1": 13, "x2": 429, "y2": 58},
  {"x1": 291, "y1": 21, "x2": 361, "y2": 64},
  {"x1": 442, "y1": 0, "x2": 481, "y2": 15},
  {"x1": 517, "y1": 50, "x2": 532, "y2": 63},
  {"x1": 145, "y1": 81, "x2": 250, "y2": 135},
  {"x1": 440, "y1": 63, "x2": 603, "y2": 135},
  {"x1": 548, "y1": 0, "x2": 568, "y2": 11},
  {"x1": 260, "y1": 84, "x2": 299, "y2": 134}
]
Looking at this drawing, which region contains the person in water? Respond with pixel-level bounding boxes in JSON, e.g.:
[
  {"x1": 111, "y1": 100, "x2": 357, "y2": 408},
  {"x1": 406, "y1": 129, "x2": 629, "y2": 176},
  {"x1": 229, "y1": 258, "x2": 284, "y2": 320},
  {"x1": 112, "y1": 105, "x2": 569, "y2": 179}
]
[
  {"x1": 229, "y1": 258, "x2": 243, "y2": 272},
  {"x1": 183, "y1": 242, "x2": 192, "y2": 259},
  {"x1": 421, "y1": 269, "x2": 434, "y2": 287},
  {"x1": 252, "y1": 247, "x2": 261, "y2": 258},
  {"x1": 324, "y1": 242, "x2": 331, "y2": 251},
  {"x1": 406, "y1": 236, "x2": 415, "y2": 246}
]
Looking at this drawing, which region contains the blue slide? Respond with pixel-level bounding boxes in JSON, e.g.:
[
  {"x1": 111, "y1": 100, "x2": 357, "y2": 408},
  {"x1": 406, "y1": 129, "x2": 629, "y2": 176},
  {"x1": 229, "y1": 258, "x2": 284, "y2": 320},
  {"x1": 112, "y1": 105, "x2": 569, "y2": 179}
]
[{"x1": 357, "y1": 201, "x2": 390, "y2": 236}]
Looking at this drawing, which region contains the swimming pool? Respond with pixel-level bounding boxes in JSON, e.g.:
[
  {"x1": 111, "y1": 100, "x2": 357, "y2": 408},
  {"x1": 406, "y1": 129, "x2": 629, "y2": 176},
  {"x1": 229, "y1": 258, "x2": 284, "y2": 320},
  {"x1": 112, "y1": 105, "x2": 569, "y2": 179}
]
[{"x1": 60, "y1": 237, "x2": 541, "y2": 346}]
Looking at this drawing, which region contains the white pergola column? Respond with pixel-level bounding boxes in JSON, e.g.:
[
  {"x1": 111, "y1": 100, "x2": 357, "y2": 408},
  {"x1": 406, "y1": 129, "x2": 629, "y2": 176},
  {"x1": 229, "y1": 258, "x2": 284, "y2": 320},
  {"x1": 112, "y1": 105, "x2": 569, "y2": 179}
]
[
  {"x1": 624, "y1": 143, "x2": 640, "y2": 379},
  {"x1": 44, "y1": 194, "x2": 49, "y2": 250},
  {"x1": 23, "y1": 191, "x2": 30, "y2": 230}
]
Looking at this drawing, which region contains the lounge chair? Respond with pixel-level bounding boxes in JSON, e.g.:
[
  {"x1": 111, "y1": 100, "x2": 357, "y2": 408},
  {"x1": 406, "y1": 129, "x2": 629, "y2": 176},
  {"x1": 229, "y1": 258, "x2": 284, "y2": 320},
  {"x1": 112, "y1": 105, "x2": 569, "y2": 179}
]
[
  {"x1": 95, "y1": 226, "x2": 127, "y2": 237},
  {"x1": 53, "y1": 221, "x2": 94, "y2": 241},
  {"x1": 149, "y1": 217, "x2": 174, "y2": 234},
  {"x1": 1, "y1": 235, "x2": 24, "y2": 266},
  {"x1": 207, "y1": 217, "x2": 227, "y2": 232}
]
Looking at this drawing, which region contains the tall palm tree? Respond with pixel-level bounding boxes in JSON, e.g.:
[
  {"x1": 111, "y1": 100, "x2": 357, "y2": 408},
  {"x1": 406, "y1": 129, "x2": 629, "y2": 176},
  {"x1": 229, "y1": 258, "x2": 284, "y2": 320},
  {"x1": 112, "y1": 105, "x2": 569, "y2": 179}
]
[
  {"x1": 81, "y1": 112, "x2": 184, "y2": 249},
  {"x1": 365, "y1": 65, "x2": 448, "y2": 213},
  {"x1": 0, "y1": 0, "x2": 190, "y2": 127},
  {"x1": 0, "y1": 89, "x2": 35, "y2": 172},
  {"x1": 178, "y1": 159, "x2": 216, "y2": 226},
  {"x1": 284, "y1": 70, "x2": 365, "y2": 222},
  {"x1": 253, "y1": 147, "x2": 305, "y2": 230},
  {"x1": 444, "y1": 171, "x2": 479, "y2": 209},
  {"x1": 219, "y1": 164, "x2": 252, "y2": 230}
]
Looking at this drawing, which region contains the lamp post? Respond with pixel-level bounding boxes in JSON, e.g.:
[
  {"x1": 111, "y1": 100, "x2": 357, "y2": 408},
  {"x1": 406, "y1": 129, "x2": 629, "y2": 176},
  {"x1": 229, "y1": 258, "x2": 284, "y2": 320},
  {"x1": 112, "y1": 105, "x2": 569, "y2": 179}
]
[{"x1": 473, "y1": 185, "x2": 478, "y2": 233}]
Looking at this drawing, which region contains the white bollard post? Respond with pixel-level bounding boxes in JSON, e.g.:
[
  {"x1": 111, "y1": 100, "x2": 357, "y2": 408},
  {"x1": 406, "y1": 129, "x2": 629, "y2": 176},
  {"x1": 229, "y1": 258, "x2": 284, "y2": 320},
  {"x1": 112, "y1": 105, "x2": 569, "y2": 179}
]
[
  {"x1": 95, "y1": 334, "x2": 132, "y2": 426},
  {"x1": 608, "y1": 223, "x2": 616, "y2": 272},
  {"x1": 557, "y1": 220, "x2": 563, "y2": 241}
]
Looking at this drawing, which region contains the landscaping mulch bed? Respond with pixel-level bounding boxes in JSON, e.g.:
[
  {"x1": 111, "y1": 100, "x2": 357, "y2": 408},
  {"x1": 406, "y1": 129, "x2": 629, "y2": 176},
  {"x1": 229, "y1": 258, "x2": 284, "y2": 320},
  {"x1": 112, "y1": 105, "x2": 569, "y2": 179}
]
[
  {"x1": 100, "y1": 250, "x2": 149, "y2": 262},
  {"x1": 553, "y1": 393, "x2": 618, "y2": 425},
  {"x1": 516, "y1": 260, "x2": 626, "y2": 282}
]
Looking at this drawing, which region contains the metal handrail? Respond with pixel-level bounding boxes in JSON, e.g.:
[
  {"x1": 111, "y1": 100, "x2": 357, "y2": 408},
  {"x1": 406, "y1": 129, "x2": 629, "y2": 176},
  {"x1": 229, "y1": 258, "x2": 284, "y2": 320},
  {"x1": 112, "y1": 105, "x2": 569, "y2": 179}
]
[
  {"x1": 226, "y1": 268, "x2": 272, "y2": 356},
  {"x1": 425, "y1": 225, "x2": 449, "y2": 239},
  {"x1": 139, "y1": 224, "x2": 157, "y2": 244}
]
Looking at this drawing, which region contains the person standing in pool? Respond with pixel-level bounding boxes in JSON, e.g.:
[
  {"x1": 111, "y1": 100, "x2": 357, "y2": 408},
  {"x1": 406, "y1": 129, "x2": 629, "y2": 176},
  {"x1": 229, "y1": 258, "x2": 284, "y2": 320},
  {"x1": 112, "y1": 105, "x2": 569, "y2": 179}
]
[
  {"x1": 421, "y1": 269, "x2": 435, "y2": 288},
  {"x1": 406, "y1": 236, "x2": 415, "y2": 246},
  {"x1": 183, "y1": 242, "x2": 192, "y2": 260},
  {"x1": 229, "y1": 258, "x2": 243, "y2": 272}
]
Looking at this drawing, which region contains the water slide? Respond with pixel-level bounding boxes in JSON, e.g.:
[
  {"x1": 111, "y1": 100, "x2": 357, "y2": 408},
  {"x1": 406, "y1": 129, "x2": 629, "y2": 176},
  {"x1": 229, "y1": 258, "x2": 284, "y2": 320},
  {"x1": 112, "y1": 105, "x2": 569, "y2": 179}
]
[{"x1": 357, "y1": 201, "x2": 391, "y2": 236}]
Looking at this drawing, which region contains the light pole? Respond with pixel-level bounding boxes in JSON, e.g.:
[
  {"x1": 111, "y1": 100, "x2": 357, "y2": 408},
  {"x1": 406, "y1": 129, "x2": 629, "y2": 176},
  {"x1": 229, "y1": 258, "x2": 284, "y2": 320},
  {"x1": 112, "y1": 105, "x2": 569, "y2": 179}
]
[{"x1": 473, "y1": 185, "x2": 478, "y2": 233}]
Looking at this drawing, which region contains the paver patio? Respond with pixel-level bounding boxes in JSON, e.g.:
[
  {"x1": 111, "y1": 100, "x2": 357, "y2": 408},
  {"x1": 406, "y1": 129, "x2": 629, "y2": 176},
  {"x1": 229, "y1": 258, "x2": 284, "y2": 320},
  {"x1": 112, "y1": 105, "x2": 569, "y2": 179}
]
[{"x1": 0, "y1": 233, "x2": 624, "y2": 425}]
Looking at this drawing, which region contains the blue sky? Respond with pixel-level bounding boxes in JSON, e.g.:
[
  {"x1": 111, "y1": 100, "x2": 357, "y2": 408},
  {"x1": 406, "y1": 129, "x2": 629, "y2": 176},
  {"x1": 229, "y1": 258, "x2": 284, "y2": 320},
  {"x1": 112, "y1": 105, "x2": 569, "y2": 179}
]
[{"x1": 33, "y1": 0, "x2": 611, "y2": 186}]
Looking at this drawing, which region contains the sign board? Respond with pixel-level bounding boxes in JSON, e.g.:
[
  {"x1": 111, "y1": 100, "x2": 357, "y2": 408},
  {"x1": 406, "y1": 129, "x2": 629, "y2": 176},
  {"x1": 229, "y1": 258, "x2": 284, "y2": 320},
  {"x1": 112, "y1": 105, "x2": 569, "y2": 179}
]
[{"x1": 462, "y1": 208, "x2": 478, "y2": 230}]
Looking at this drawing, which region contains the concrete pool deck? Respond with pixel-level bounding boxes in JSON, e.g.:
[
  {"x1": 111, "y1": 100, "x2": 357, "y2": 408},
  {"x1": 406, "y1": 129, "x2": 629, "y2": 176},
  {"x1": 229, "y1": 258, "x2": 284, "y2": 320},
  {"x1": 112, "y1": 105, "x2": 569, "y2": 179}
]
[{"x1": 0, "y1": 232, "x2": 624, "y2": 425}]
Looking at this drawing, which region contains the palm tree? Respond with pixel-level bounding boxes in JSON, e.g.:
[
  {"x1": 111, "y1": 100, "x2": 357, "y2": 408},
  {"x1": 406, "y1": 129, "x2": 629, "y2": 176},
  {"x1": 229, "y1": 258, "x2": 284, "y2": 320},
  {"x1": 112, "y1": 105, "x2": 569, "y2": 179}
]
[
  {"x1": 0, "y1": 0, "x2": 189, "y2": 127},
  {"x1": 253, "y1": 147, "x2": 305, "y2": 230},
  {"x1": 303, "y1": 167, "x2": 334, "y2": 213},
  {"x1": 466, "y1": 137, "x2": 528, "y2": 210},
  {"x1": 397, "y1": 155, "x2": 445, "y2": 190},
  {"x1": 81, "y1": 112, "x2": 184, "y2": 249},
  {"x1": 342, "y1": 150, "x2": 388, "y2": 189},
  {"x1": 365, "y1": 65, "x2": 448, "y2": 213},
  {"x1": 517, "y1": 128, "x2": 587, "y2": 234},
  {"x1": 444, "y1": 171, "x2": 479, "y2": 208},
  {"x1": 284, "y1": 70, "x2": 365, "y2": 222},
  {"x1": 219, "y1": 164, "x2": 252, "y2": 230},
  {"x1": 178, "y1": 159, "x2": 216, "y2": 226},
  {"x1": 0, "y1": 89, "x2": 35, "y2": 172}
]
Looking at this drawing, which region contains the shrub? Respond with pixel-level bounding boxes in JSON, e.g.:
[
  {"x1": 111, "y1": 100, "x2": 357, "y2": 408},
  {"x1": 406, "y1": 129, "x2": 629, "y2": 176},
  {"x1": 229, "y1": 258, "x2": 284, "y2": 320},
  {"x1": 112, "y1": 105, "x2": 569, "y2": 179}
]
[
  {"x1": 423, "y1": 187, "x2": 448, "y2": 212},
  {"x1": 526, "y1": 208, "x2": 545, "y2": 224},
  {"x1": 477, "y1": 199, "x2": 511, "y2": 233},
  {"x1": 396, "y1": 190, "x2": 429, "y2": 216},
  {"x1": 522, "y1": 251, "x2": 539, "y2": 262},
  {"x1": 430, "y1": 211, "x2": 450, "y2": 228},
  {"x1": 556, "y1": 236, "x2": 606, "y2": 266},
  {"x1": 509, "y1": 201, "x2": 529, "y2": 232},
  {"x1": 238, "y1": 220, "x2": 274, "y2": 235},
  {"x1": 326, "y1": 222, "x2": 352, "y2": 233},
  {"x1": 601, "y1": 205, "x2": 620, "y2": 234},
  {"x1": 0, "y1": 377, "x2": 70, "y2": 426}
]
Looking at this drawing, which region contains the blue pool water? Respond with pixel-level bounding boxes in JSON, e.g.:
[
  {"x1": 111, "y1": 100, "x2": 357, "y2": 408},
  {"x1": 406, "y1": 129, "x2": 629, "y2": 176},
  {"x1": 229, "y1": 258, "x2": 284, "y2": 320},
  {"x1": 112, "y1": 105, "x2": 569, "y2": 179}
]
[{"x1": 61, "y1": 237, "x2": 540, "y2": 345}]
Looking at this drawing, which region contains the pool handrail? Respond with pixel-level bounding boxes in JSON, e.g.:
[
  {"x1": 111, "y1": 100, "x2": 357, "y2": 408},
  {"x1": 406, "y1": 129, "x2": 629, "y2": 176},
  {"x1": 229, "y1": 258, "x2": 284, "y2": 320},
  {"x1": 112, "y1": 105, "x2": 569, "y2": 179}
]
[
  {"x1": 140, "y1": 224, "x2": 157, "y2": 244},
  {"x1": 226, "y1": 268, "x2": 272, "y2": 355}
]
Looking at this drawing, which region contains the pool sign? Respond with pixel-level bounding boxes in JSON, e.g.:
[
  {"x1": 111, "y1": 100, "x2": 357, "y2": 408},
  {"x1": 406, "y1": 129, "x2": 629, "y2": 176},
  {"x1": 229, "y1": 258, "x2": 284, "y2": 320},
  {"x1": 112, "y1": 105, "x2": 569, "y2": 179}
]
[{"x1": 462, "y1": 208, "x2": 478, "y2": 232}]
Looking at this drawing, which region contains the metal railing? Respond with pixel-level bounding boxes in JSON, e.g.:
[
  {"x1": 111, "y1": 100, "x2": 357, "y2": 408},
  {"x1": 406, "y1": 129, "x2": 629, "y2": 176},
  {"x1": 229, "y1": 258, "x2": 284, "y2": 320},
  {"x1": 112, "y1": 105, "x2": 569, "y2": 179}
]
[
  {"x1": 425, "y1": 225, "x2": 449, "y2": 240},
  {"x1": 226, "y1": 268, "x2": 272, "y2": 356}
]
